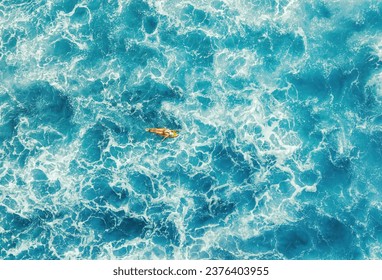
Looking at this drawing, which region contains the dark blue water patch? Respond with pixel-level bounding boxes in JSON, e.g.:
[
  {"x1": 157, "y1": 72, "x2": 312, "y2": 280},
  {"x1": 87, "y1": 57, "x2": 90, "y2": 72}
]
[
  {"x1": 230, "y1": 189, "x2": 257, "y2": 212},
  {"x1": 13, "y1": 148, "x2": 30, "y2": 167},
  {"x1": 197, "y1": 96, "x2": 213, "y2": 110},
  {"x1": 70, "y1": 6, "x2": 90, "y2": 25},
  {"x1": 51, "y1": 235, "x2": 68, "y2": 256},
  {"x1": 291, "y1": 206, "x2": 362, "y2": 259},
  {"x1": 327, "y1": 68, "x2": 358, "y2": 100},
  {"x1": 78, "y1": 207, "x2": 99, "y2": 224},
  {"x1": 1, "y1": 206, "x2": 32, "y2": 232},
  {"x1": 81, "y1": 123, "x2": 109, "y2": 162},
  {"x1": 49, "y1": 38, "x2": 77, "y2": 59},
  {"x1": 158, "y1": 26, "x2": 179, "y2": 47},
  {"x1": 289, "y1": 103, "x2": 321, "y2": 145},
  {"x1": 226, "y1": 92, "x2": 252, "y2": 107},
  {"x1": 299, "y1": 170, "x2": 319, "y2": 186},
  {"x1": 143, "y1": 15, "x2": 158, "y2": 34},
  {"x1": 193, "y1": 80, "x2": 212, "y2": 95},
  {"x1": 162, "y1": 165, "x2": 190, "y2": 187},
  {"x1": 99, "y1": 117, "x2": 124, "y2": 135},
  {"x1": 5, "y1": 137, "x2": 27, "y2": 160},
  {"x1": 80, "y1": 79, "x2": 104, "y2": 99},
  {"x1": 329, "y1": 50, "x2": 380, "y2": 110},
  {"x1": 186, "y1": 200, "x2": 215, "y2": 230},
  {"x1": 129, "y1": 172, "x2": 158, "y2": 197},
  {"x1": 335, "y1": 7, "x2": 382, "y2": 36},
  {"x1": 360, "y1": 6, "x2": 382, "y2": 31},
  {"x1": 181, "y1": 30, "x2": 214, "y2": 66},
  {"x1": 80, "y1": 208, "x2": 122, "y2": 235},
  {"x1": 35, "y1": 208, "x2": 54, "y2": 222},
  {"x1": 120, "y1": 81, "x2": 183, "y2": 131},
  {"x1": 121, "y1": 80, "x2": 182, "y2": 106},
  {"x1": 180, "y1": 4, "x2": 211, "y2": 27},
  {"x1": 318, "y1": 10, "x2": 382, "y2": 61},
  {"x1": 239, "y1": 231, "x2": 276, "y2": 254},
  {"x1": 122, "y1": 43, "x2": 161, "y2": 69},
  {"x1": 315, "y1": 216, "x2": 359, "y2": 259},
  {"x1": 186, "y1": 196, "x2": 235, "y2": 230},
  {"x1": 188, "y1": 173, "x2": 215, "y2": 193},
  {"x1": 32, "y1": 169, "x2": 48, "y2": 181},
  {"x1": 212, "y1": 144, "x2": 235, "y2": 171},
  {"x1": 312, "y1": 149, "x2": 352, "y2": 195},
  {"x1": 271, "y1": 88, "x2": 288, "y2": 102},
  {"x1": 232, "y1": 164, "x2": 252, "y2": 185},
  {"x1": 54, "y1": 0, "x2": 79, "y2": 13},
  {"x1": 304, "y1": 1, "x2": 331, "y2": 19},
  {"x1": 32, "y1": 179, "x2": 61, "y2": 198},
  {"x1": 211, "y1": 142, "x2": 255, "y2": 185},
  {"x1": 109, "y1": 146, "x2": 125, "y2": 159},
  {"x1": 108, "y1": 185, "x2": 130, "y2": 208},
  {"x1": 267, "y1": 167, "x2": 291, "y2": 185},
  {"x1": 328, "y1": 147, "x2": 353, "y2": 169},
  {"x1": 87, "y1": 13, "x2": 112, "y2": 57},
  {"x1": 210, "y1": 199, "x2": 235, "y2": 218},
  {"x1": 195, "y1": 120, "x2": 217, "y2": 135},
  {"x1": 320, "y1": 33, "x2": 352, "y2": 59},
  {"x1": 14, "y1": 82, "x2": 74, "y2": 135},
  {"x1": 86, "y1": 0, "x2": 108, "y2": 10},
  {"x1": 276, "y1": 224, "x2": 314, "y2": 259},
  {"x1": 119, "y1": 0, "x2": 150, "y2": 29},
  {"x1": 287, "y1": 70, "x2": 329, "y2": 100},
  {"x1": 81, "y1": 173, "x2": 128, "y2": 207},
  {"x1": 27, "y1": 223, "x2": 51, "y2": 243},
  {"x1": 103, "y1": 216, "x2": 148, "y2": 242},
  {"x1": 128, "y1": 197, "x2": 148, "y2": 215},
  {"x1": 352, "y1": 130, "x2": 382, "y2": 168}
]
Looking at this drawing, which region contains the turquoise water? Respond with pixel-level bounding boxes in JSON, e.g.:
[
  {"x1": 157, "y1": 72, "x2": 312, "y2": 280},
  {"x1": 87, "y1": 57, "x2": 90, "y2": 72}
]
[{"x1": 0, "y1": 0, "x2": 381, "y2": 259}]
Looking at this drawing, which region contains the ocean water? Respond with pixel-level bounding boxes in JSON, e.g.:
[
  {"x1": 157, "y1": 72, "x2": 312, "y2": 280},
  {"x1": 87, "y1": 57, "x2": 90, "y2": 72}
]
[{"x1": 0, "y1": 0, "x2": 381, "y2": 260}]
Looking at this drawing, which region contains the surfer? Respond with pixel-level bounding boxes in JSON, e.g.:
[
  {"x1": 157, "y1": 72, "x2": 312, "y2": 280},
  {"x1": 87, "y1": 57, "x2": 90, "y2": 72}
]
[{"x1": 145, "y1": 128, "x2": 179, "y2": 141}]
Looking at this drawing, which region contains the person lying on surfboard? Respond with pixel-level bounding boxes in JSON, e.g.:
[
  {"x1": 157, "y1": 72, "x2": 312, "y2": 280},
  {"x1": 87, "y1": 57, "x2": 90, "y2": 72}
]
[{"x1": 145, "y1": 128, "x2": 179, "y2": 141}]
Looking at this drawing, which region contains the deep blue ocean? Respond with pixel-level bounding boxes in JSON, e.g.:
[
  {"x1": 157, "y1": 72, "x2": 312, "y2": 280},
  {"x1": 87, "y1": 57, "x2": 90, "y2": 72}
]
[{"x1": 0, "y1": 0, "x2": 381, "y2": 260}]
